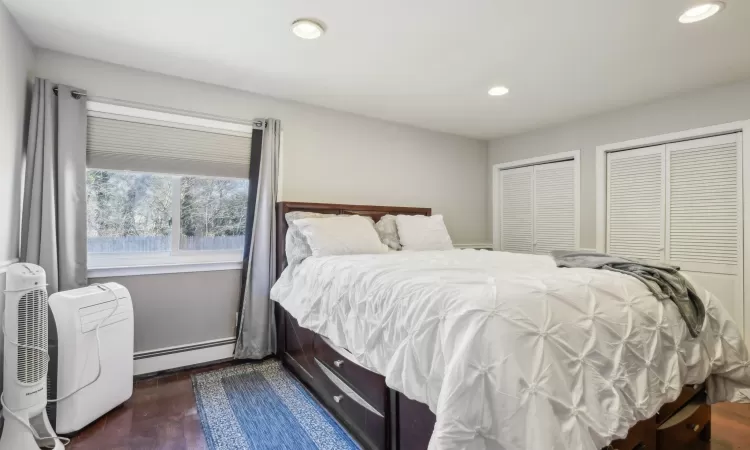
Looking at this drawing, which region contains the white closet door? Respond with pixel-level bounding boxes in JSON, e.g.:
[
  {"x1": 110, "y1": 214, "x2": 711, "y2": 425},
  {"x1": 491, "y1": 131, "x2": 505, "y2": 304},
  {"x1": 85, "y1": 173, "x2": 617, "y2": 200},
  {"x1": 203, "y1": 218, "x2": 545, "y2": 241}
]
[
  {"x1": 667, "y1": 133, "x2": 741, "y2": 272},
  {"x1": 607, "y1": 145, "x2": 665, "y2": 262},
  {"x1": 533, "y1": 161, "x2": 577, "y2": 254},
  {"x1": 499, "y1": 166, "x2": 534, "y2": 253},
  {"x1": 666, "y1": 133, "x2": 743, "y2": 323}
]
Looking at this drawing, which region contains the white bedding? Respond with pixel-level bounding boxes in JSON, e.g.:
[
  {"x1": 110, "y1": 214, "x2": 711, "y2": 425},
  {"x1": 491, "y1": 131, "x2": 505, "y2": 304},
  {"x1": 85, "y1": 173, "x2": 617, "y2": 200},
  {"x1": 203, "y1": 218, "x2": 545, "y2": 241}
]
[{"x1": 271, "y1": 249, "x2": 750, "y2": 450}]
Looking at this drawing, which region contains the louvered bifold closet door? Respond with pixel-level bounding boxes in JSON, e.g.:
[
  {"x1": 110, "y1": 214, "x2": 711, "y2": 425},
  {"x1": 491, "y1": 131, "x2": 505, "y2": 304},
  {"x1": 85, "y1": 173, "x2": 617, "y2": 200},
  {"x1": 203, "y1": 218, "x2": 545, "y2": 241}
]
[
  {"x1": 607, "y1": 145, "x2": 665, "y2": 262},
  {"x1": 533, "y1": 161, "x2": 577, "y2": 254},
  {"x1": 500, "y1": 166, "x2": 534, "y2": 253},
  {"x1": 666, "y1": 133, "x2": 742, "y2": 274}
]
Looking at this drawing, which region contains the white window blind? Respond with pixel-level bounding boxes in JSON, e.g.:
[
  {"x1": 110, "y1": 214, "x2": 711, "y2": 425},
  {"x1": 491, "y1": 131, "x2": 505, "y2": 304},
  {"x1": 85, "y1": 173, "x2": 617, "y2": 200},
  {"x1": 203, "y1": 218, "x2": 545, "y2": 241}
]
[
  {"x1": 533, "y1": 160, "x2": 576, "y2": 255},
  {"x1": 667, "y1": 134, "x2": 741, "y2": 274},
  {"x1": 499, "y1": 166, "x2": 534, "y2": 253},
  {"x1": 606, "y1": 145, "x2": 665, "y2": 262},
  {"x1": 86, "y1": 103, "x2": 252, "y2": 178}
]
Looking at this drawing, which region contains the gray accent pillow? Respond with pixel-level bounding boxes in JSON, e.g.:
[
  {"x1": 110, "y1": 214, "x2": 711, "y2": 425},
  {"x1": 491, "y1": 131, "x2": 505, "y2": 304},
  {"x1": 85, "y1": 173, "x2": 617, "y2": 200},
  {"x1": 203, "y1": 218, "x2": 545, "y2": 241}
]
[
  {"x1": 285, "y1": 211, "x2": 334, "y2": 265},
  {"x1": 375, "y1": 215, "x2": 402, "y2": 250}
]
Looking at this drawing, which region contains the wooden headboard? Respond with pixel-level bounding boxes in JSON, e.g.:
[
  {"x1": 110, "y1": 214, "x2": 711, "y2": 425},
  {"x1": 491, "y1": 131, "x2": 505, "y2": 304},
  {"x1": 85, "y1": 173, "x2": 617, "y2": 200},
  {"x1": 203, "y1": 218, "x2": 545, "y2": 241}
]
[{"x1": 275, "y1": 201, "x2": 431, "y2": 276}]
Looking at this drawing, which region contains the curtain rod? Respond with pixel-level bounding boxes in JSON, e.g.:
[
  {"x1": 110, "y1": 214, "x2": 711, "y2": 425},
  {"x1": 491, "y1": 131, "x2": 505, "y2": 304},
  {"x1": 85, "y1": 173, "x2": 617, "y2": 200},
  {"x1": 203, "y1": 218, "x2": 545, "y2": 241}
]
[{"x1": 52, "y1": 87, "x2": 87, "y2": 98}]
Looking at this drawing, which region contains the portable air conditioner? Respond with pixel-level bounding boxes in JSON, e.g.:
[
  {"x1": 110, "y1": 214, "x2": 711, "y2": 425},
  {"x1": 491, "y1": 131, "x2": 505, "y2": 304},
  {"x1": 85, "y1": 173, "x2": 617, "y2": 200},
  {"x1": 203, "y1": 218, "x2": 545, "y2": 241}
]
[
  {"x1": 0, "y1": 263, "x2": 64, "y2": 450},
  {"x1": 47, "y1": 282, "x2": 134, "y2": 434}
]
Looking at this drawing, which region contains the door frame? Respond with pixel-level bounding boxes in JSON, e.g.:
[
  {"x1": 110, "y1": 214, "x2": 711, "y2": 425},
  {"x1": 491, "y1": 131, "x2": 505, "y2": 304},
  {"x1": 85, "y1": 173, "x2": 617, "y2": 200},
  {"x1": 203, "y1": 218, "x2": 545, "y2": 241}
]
[
  {"x1": 492, "y1": 150, "x2": 581, "y2": 252},
  {"x1": 595, "y1": 119, "x2": 750, "y2": 340}
]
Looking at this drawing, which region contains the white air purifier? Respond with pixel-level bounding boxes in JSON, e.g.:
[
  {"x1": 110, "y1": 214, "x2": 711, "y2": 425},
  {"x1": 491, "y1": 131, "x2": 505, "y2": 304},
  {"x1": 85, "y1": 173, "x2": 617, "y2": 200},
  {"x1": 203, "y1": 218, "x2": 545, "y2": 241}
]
[
  {"x1": 0, "y1": 263, "x2": 63, "y2": 450},
  {"x1": 48, "y1": 282, "x2": 134, "y2": 434}
]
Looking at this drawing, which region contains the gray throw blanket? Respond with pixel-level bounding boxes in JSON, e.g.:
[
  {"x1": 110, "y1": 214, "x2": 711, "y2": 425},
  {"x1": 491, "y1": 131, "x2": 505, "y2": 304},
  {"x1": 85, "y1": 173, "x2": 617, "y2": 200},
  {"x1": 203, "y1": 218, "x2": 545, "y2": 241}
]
[{"x1": 551, "y1": 250, "x2": 705, "y2": 338}]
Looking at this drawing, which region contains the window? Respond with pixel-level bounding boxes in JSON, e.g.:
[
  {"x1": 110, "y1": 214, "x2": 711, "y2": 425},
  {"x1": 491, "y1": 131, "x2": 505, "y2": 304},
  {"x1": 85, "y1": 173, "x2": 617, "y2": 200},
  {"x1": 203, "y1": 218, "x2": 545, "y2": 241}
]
[
  {"x1": 85, "y1": 102, "x2": 254, "y2": 271},
  {"x1": 87, "y1": 170, "x2": 173, "y2": 254},
  {"x1": 87, "y1": 170, "x2": 249, "y2": 257},
  {"x1": 179, "y1": 176, "x2": 249, "y2": 251}
]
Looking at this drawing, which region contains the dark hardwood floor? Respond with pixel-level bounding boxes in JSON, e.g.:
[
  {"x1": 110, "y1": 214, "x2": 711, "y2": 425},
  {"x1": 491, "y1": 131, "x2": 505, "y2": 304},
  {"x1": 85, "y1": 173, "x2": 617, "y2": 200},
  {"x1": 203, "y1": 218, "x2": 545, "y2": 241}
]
[
  {"x1": 68, "y1": 362, "x2": 750, "y2": 450},
  {"x1": 67, "y1": 362, "x2": 234, "y2": 450}
]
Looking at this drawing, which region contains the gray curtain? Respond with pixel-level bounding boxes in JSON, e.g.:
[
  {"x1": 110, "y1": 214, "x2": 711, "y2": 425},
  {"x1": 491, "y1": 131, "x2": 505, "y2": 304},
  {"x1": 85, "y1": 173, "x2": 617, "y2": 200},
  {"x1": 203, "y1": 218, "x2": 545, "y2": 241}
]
[
  {"x1": 234, "y1": 119, "x2": 280, "y2": 359},
  {"x1": 20, "y1": 79, "x2": 88, "y2": 294}
]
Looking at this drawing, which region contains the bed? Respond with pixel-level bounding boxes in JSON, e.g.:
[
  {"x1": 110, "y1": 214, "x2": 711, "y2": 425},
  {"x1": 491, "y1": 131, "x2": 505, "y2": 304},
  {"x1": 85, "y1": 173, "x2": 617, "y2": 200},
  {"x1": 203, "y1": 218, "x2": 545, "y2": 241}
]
[{"x1": 272, "y1": 201, "x2": 750, "y2": 450}]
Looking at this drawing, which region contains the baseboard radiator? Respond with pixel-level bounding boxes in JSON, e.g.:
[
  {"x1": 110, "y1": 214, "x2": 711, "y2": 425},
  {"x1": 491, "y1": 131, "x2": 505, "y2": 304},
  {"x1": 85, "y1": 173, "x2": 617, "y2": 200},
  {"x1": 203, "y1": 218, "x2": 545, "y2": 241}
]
[{"x1": 133, "y1": 337, "x2": 237, "y2": 376}]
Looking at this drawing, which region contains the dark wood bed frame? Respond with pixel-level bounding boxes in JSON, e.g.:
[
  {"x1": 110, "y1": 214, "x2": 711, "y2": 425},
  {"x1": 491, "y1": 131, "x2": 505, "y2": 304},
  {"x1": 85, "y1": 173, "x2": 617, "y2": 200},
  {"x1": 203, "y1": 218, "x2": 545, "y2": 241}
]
[{"x1": 274, "y1": 201, "x2": 711, "y2": 450}]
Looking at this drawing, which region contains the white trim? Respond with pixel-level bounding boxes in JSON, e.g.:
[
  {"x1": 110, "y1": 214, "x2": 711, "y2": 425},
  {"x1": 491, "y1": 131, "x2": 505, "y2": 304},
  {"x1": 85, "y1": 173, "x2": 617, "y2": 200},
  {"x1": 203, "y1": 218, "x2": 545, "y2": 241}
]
[
  {"x1": 595, "y1": 119, "x2": 750, "y2": 345},
  {"x1": 133, "y1": 338, "x2": 236, "y2": 376},
  {"x1": 88, "y1": 261, "x2": 243, "y2": 278},
  {"x1": 87, "y1": 101, "x2": 254, "y2": 136},
  {"x1": 492, "y1": 150, "x2": 580, "y2": 170},
  {"x1": 134, "y1": 336, "x2": 234, "y2": 357},
  {"x1": 89, "y1": 251, "x2": 241, "y2": 264},
  {"x1": 596, "y1": 120, "x2": 749, "y2": 154},
  {"x1": 596, "y1": 146, "x2": 606, "y2": 252},
  {"x1": 0, "y1": 258, "x2": 20, "y2": 274},
  {"x1": 88, "y1": 251, "x2": 242, "y2": 268},
  {"x1": 492, "y1": 150, "x2": 581, "y2": 251},
  {"x1": 453, "y1": 243, "x2": 493, "y2": 249},
  {"x1": 742, "y1": 130, "x2": 750, "y2": 348},
  {"x1": 170, "y1": 177, "x2": 182, "y2": 252},
  {"x1": 492, "y1": 164, "x2": 500, "y2": 250}
]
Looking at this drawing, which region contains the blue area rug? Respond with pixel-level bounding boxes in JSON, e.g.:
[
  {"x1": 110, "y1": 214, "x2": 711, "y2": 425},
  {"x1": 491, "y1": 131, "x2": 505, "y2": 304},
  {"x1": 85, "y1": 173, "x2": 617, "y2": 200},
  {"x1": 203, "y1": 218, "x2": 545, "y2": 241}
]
[{"x1": 192, "y1": 359, "x2": 360, "y2": 450}]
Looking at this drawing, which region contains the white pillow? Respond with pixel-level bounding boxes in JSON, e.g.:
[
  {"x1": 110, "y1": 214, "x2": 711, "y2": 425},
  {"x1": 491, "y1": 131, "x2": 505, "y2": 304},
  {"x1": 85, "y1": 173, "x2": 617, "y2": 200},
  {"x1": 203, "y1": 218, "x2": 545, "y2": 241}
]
[
  {"x1": 284, "y1": 211, "x2": 335, "y2": 265},
  {"x1": 396, "y1": 214, "x2": 453, "y2": 251},
  {"x1": 294, "y1": 215, "x2": 389, "y2": 257}
]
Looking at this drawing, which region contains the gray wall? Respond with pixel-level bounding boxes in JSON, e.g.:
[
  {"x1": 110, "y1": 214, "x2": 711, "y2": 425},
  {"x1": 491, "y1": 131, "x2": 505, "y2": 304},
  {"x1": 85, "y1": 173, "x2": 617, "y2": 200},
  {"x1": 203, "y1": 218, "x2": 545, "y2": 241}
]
[
  {"x1": 34, "y1": 49, "x2": 491, "y2": 245},
  {"x1": 489, "y1": 78, "x2": 750, "y2": 249},
  {"x1": 0, "y1": 3, "x2": 34, "y2": 389},
  {"x1": 90, "y1": 270, "x2": 242, "y2": 353},
  {"x1": 32, "y1": 49, "x2": 492, "y2": 353},
  {"x1": 0, "y1": 3, "x2": 33, "y2": 266}
]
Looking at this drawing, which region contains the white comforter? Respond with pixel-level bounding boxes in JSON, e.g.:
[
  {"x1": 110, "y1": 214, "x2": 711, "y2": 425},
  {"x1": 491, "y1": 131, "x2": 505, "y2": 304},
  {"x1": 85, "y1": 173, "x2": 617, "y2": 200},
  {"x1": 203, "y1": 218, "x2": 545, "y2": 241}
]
[{"x1": 271, "y1": 249, "x2": 750, "y2": 450}]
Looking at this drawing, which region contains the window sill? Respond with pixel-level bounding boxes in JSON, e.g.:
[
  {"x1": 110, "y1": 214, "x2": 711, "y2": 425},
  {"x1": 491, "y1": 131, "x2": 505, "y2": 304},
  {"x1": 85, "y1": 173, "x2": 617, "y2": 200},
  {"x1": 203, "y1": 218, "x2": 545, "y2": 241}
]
[{"x1": 88, "y1": 260, "x2": 243, "y2": 278}]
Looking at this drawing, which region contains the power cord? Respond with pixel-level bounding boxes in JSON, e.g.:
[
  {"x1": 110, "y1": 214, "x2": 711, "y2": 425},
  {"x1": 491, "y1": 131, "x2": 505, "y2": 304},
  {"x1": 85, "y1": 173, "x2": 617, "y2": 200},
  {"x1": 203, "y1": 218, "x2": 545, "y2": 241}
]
[{"x1": 1, "y1": 283, "x2": 120, "y2": 448}]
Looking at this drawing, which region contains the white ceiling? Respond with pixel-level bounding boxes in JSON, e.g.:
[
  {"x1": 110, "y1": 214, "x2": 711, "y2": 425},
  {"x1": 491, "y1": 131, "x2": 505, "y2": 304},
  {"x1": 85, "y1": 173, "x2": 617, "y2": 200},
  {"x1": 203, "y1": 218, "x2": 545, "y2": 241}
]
[{"x1": 5, "y1": 0, "x2": 750, "y2": 139}]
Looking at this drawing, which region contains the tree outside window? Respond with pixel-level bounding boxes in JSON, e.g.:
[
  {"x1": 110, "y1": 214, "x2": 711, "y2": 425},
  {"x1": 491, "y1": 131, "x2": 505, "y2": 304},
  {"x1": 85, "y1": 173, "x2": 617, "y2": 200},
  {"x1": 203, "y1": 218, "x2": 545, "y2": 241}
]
[{"x1": 86, "y1": 169, "x2": 248, "y2": 254}]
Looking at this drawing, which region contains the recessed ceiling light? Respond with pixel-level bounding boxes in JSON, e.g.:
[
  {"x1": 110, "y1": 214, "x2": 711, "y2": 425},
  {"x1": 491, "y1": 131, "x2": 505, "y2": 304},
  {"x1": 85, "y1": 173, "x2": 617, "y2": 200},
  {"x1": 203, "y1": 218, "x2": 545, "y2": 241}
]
[
  {"x1": 679, "y1": 2, "x2": 725, "y2": 23},
  {"x1": 488, "y1": 86, "x2": 509, "y2": 97},
  {"x1": 291, "y1": 19, "x2": 326, "y2": 39}
]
